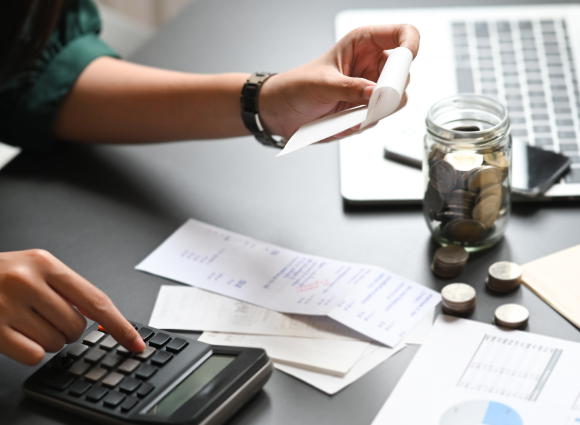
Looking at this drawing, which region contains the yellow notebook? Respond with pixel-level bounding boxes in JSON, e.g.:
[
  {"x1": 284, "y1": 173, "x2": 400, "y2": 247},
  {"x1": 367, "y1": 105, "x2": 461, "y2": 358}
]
[{"x1": 523, "y1": 244, "x2": 580, "y2": 328}]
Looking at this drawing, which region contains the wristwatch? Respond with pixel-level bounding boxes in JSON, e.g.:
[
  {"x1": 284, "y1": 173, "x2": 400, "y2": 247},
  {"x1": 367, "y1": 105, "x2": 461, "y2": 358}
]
[{"x1": 240, "y1": 72, "x2": 287, "y2": 148}]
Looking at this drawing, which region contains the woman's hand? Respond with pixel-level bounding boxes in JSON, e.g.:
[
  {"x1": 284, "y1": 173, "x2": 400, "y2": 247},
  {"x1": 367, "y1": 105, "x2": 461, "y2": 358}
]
[
  {"x1": 259, "y1": 24, "x2": 420, "y2": 140},
  {"x1": 0, "y1": 249, "x2": 145, "y2": 365}
]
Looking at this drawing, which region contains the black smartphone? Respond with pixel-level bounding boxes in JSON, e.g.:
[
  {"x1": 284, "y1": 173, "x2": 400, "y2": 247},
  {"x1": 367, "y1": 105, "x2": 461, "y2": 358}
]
[{"x1": 511, "y1": 139, "x2": 572, "y2": 197}]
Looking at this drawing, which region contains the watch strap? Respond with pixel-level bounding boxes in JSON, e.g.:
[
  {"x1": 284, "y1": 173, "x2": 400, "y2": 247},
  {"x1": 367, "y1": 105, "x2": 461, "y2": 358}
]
[{"x1": 240, "y1": 72, "x2": 287, "y2": 148}]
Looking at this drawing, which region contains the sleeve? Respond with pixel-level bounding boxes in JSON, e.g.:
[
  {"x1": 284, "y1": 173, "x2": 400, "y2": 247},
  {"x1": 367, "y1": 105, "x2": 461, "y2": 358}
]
[{"x1": 0, "y1": 0, "x2": 120, "y2": 152}]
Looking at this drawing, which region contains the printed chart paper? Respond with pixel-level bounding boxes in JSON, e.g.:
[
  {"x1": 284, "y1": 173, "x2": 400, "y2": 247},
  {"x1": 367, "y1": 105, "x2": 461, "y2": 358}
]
[
  {"x1": 277, "y1": 47, "x2": 413, "y2": 157},
  {"x1": 137, "y1": 218, "x2": 440, "y2": 347},
  {"x1": 372, "y1": 315, "x2": 580, "y2": 425},
  {"x1": 198, "y1": 332, "x2": 369, "y2": 376}
]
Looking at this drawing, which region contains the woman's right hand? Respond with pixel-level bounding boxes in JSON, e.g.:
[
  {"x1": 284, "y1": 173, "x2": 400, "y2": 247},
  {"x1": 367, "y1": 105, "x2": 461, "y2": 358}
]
[{"x1": 0, "y1": 249, "x2": 145, "y2": 365}]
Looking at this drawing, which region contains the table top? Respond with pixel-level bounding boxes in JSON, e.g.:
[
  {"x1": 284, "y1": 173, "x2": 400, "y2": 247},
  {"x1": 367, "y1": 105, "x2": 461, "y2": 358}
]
[{"x1": 1, "y1": 0, "x2": 580, "y2": 424}]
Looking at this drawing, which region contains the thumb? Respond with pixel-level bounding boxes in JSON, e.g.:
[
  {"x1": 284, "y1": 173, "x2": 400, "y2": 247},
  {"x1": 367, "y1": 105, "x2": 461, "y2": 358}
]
[{"x1": 325, "y1": 75, "x2": 375, "y2": 106}]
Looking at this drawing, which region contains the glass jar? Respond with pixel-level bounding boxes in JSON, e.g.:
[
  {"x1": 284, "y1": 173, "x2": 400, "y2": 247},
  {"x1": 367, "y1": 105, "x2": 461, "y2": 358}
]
[{"x1": 423, "y1": 95, "x2": 511, "y2": 252}]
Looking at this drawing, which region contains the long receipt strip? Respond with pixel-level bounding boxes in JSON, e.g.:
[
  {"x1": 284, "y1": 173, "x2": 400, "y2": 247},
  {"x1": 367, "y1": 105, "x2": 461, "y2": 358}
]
[
  {"x1": 372, "y1": 315, "x2": 580, "y2": 425},
  {"x1": 150, "y1": 286, "x2": 368, "y2": 341},
  {"x1": 277, "y1": 47, "x2": 413, "y2": 157},
  {"x1": 138, "y1": 218, "x2": 440, "y2": 347}
]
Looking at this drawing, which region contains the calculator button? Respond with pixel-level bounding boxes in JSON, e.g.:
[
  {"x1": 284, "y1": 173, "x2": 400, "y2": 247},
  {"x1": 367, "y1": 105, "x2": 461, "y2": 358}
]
[
  {"x1": 86, "y1": 386, "x2": 108, "y2": 402},
  {"x1": 100, "y1": 335, "x2": 118, "y2": 351},
  {"x1": 138, "y1": 327, "x2": 154, "y2": 341},
  {"x1": 151, "y1": 351, "x2": 173, "y2": 366},
  {"x1": 119, "y1": 378, "x2": 141, "y2": 393},
  {"x1": 166, "y1": 338, "x2": 188, "y2": 353},
  {"x1": 85, "y1": 367, "x2": 108, "y2": 383},
  {"x1": 101, "y1": 353, "x2": 124, "y2": 369},
  {"x1": 118, "y1": 359, "x2": 140, "y2": 374},
  {"x1": 136, "y1": 364, "x2": 158, "y2": 380},
  {"x1": 67, "y1": 343, "x2": 89, "y2": 359},
  {"x1": 84, "y1": 348, "x2": 106, "y2": 364},
  {"x1": 116, "y1": 346, "x2": 130, "y2": 356},
  {"x1": 103, "y1": 391, "x2": 126, "y2": 408},
  {"x1": 53, "y1": 357, "x2": 74, "y2": 372},
  {"x1": 83, "y1": 331, "x2": 106, "y2": 346},
  {"x1": 102, "y1": 372, "x2": 125, "y2": 388},
  {"x1": 35, "y1": 371, "x2": 74, "y2": 391},
  {"x1": 69, "y1": 380, "x2": 92, "y2": 397},
  {"x1": 149, "y1": 333, "x2": 171, "y2": 348},
  {"x1": 120, "y1": 396, "x2": 139, "y2": 412},
  {"x1": 136, "y1": 382, "x2": 154, "y2": 398},
  {"x1": 68, "y1": 361, "x2": 91, "y2": 377},
  {"x1": 135, "y1": 346, "x2": 156, "y2": 360}
]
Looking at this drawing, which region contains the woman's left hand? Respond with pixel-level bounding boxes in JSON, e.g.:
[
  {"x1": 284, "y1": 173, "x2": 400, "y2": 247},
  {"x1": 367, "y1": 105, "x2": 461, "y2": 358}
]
[{"x1": 259, "y1": 24, "x2": 420, "y2": 141}]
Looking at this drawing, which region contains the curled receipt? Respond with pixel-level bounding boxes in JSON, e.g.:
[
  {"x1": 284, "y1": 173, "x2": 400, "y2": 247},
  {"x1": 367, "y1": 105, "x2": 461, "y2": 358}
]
[{"x1": 277, "y1": 46, "x2": 413, "y2": 157}]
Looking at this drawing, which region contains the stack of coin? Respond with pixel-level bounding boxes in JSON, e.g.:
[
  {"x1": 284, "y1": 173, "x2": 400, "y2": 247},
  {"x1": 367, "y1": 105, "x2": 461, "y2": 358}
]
[
  {"x1": 494, "y1": 304, "x2": 529, "y2": 329},
  {"x1": 441, "y1": 283, "x2": 476, "y2": 316},
  {"x1": 431, "y1": 246, "x2": 469, "y2": 278},
  {"x1": 425, "y1": 147, "x2": 509, "y2": 244},
  {"x1": 485, "y1": 261, "x2": 523, "y2": 293}
]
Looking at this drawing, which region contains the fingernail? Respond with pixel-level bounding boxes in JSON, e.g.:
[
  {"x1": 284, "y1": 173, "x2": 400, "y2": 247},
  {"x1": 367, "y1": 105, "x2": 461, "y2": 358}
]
[
  {"x1": 132, "y1": 336, "x2": 146, "y2": 353},
  {"x1": 363, "y1": 86, "x2": 374, "y2": 101}
]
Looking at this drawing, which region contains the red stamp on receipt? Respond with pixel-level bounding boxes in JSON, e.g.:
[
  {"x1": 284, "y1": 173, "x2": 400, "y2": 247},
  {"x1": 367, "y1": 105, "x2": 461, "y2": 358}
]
[{"x1": 296, "y1": 279, "x2": 331, "y2": 293}]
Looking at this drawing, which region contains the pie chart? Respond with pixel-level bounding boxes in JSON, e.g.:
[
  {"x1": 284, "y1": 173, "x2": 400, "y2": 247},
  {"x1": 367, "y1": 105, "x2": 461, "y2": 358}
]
[{"x1": 440, "y1": 400, "x2": 523, "y2": 425}]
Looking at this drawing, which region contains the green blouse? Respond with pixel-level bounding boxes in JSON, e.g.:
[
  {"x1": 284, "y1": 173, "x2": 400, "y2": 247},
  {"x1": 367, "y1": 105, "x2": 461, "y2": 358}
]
[{"x1": 0, "y1": 0, "x2": 119, "y2": 152}]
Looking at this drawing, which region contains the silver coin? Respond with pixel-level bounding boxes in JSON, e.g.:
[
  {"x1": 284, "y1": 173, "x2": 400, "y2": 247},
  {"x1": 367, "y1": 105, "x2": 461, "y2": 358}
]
[
  {"x1": 489, "y1": 261, "x2": 522, "y2": 282},
  {"x1": 494, "y1": 304, "x2": 529, "y2": 329},
  {"x1": 441, "y1": 283, "x2": 476, "y2": 304}
]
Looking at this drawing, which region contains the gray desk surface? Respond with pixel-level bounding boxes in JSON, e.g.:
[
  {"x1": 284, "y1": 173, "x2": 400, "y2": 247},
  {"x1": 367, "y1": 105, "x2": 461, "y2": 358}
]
[{"x1": 1, "y1": 0, "x2": 580, "y2": 423}]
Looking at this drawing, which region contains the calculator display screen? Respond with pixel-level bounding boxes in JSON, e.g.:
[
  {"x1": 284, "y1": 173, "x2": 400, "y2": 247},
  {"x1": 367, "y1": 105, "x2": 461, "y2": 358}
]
[{"x1": 146, "y1": 354, "x2": 235, "y2": 417}]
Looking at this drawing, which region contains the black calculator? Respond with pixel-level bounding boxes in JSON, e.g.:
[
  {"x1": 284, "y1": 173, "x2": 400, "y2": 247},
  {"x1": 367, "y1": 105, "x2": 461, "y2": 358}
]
[{"x1": 23, "y1": 321, "x2": 273, "y2": 425}]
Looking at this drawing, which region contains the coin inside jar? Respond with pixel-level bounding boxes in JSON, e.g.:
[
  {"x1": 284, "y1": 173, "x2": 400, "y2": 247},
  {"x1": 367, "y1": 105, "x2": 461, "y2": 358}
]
[
  {"x1": 430, "y1": 160, "x2": 457, "y2": 193},
  {"x1": 494, "y1": 304, "x2": 529, "y2": 329},
  {"x1": 467, "y1": 165, "x2": 503, "y2": 191},
  {"x1": 444, "y1": 152, "x2": 484, "y2": 172},
  {"x1": 472, "y1": 195, "x2": 501, "y2": 229},
  {"x1": 476, "y1": 183, "x2": 503, "y2": 202},
  {"x1": 443, "y1": 189, "x2": 477, "y2": 203},
  {"x1": 483, "y1": 151, "x2": 509, "y2": 170},
  {"x1": 445, "y1": 219, "x2": 487, "y2": 243},
  {"x1": 424, "y1": 184, "x2": 446, "y2": 220},
  {"x1": 441, "y1": 283, "x2": 476, "y2": 316},
  {"x1": 486, "y1": 261, "x2": 523, "y2": 293},
  {"x1": 431, "y1": 246, "x2": 469, "y2": 278}
]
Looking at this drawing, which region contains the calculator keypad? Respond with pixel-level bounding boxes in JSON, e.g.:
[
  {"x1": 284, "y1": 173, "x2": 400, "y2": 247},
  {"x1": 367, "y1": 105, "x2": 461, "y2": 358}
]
[{"x1": 30, "y1": 323, "x2": 194, "y2": 416}]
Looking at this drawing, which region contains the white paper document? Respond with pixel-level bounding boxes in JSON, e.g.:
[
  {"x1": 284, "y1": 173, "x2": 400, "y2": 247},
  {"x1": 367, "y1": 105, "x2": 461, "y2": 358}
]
[
  {"x1": 0, "y1": 142, "x2": 20, "y2": 171},
  {"x1": 149, "y1": 286, "x2": 367, "y2": 340},
  {"x1": 372, "y1": 315, "x2": 580, "y2": 425},
  {"x1": 276, "y1": 343, "x2": 406, "y2": 395},
  {"x1": 138, "y1": 219, "x2": 440, "y2": 347},
  {"x1": 277, "y1": 47, "x2": 413, "y2": 157},
  {"x1": 198, "y1": 332, "x2": 369, "y2": 376}
]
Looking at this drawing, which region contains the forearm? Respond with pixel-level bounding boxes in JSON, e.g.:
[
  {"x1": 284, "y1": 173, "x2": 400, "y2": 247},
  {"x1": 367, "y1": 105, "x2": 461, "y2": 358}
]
[{"x1": 53, "y1": 57, "x2": 251, "y2": 143}]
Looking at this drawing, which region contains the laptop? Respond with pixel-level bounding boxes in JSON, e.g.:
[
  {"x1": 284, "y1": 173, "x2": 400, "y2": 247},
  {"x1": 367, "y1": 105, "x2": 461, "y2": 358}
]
[{"x1": 336, "y1": 4, "x2": 580, "y2": 204}]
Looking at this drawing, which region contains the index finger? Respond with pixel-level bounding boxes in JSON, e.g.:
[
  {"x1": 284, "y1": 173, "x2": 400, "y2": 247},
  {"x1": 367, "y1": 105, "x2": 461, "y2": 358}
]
[{"x1": 44, "y1": 258, "x2": 146, "y2": 353}]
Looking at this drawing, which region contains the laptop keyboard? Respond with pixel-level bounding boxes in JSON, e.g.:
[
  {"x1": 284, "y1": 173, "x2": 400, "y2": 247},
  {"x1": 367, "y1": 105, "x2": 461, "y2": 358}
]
[{"x1": 452, "y1": 19, "x2": 580, "y2": 184}]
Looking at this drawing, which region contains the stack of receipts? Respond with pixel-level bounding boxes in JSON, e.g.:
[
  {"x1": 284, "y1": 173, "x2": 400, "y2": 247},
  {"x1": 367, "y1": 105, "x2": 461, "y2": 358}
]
[
  {"x1": 150, "y1": 286, "x2": 434, "y2": 394},
  {"x1": 139, "y1": 218, "x2": 440, "y2": 393}
]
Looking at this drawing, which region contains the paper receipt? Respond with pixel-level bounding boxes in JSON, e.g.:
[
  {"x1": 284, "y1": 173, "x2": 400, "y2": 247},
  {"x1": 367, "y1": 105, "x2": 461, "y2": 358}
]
[{"x1": 277, "y1": 46, "x2": 413, "y2": 157}]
